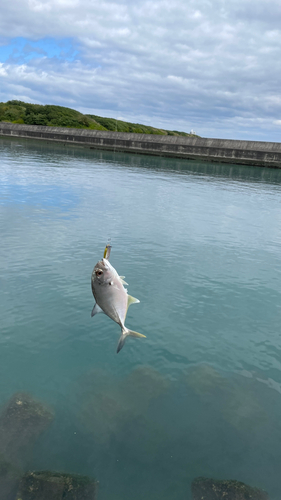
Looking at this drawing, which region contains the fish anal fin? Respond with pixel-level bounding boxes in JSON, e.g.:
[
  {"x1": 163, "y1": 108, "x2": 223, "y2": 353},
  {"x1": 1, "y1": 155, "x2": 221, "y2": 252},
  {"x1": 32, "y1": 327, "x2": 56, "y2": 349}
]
[{"x1": 91, "y1": 303, "x2": 104, "y2": 317}]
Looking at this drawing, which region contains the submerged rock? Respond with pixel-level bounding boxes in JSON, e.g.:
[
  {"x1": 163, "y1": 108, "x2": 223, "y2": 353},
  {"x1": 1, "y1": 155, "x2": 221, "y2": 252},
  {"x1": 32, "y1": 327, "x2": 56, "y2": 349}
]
[
  {"x1": 191, "y1": 477, "x2": 269, "y2": 500},
  {"x1": 79, "y1": 365, "x2": 170, "y2": 447},
  {"x1": 221, "y1": 381, "x2": 268, "y2": 433},
  {"x1": 122, "y1": 365, "x2": 171, "y2": 410},
  {"x1": 81, "y1": 390, "x2": 128, "y2": 446},
  {"x1": 0, "y1": 392, "x2": 54, "y2": 467},
  {"x1": 16, "y1": 471, "x2": 98, "y2": 500},
  {"x1": 184, "y1": 364, "x2": 227, "y2": 397},
  {"x1": 0, "y1": 454, "x2": 21, "y2": 500},
  {"x1": 183, "y1": 365, "x2": 268, "y2": 433}
]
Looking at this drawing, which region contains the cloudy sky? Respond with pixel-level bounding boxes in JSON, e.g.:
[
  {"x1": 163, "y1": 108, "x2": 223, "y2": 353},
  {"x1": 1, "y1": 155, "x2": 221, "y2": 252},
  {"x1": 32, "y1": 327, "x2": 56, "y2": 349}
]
[{"x1": 0, "y1": 0, "x2": 281, "y2": 140}]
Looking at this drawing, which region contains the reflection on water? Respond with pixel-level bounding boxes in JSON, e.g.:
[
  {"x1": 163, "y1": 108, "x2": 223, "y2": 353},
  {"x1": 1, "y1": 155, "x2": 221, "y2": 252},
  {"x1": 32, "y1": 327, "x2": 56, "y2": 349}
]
[{"x1": 1, "y1": 137, "x2": 281, "y2": 499}]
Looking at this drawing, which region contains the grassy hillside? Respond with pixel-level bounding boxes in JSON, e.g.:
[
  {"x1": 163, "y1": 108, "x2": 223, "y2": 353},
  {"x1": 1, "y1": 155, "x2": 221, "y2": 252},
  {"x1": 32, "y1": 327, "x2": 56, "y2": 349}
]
[{"x1": 0, "y1": 100, "x2": 195, "y2": 137}]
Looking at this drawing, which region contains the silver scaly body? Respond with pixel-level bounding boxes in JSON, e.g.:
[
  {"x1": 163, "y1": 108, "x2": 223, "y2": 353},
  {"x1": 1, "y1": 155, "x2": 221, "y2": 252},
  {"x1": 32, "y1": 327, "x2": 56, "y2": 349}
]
[{"x1": 91, "y1": 257, "x2": 145, "y2": 353}]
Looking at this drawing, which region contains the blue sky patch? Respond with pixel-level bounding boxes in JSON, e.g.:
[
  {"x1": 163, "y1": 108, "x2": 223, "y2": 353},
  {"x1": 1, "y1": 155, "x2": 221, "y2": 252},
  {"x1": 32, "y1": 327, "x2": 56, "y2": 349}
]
[{"x1": 0, "y1": 37, "x2": 79, "y2": 64}]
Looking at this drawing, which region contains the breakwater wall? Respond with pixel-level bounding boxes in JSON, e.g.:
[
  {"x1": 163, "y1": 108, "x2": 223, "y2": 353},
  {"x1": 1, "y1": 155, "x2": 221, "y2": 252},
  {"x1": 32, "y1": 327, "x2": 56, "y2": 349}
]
[{"x1": 1, "y1": 122, "x2": 281, "y2": 168}]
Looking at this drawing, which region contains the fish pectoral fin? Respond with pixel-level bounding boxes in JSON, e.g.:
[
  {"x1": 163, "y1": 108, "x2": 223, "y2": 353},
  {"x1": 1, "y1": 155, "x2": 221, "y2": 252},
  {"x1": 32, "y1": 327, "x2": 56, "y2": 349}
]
[
  {"x1": 117, "y1": 328, "x2": 146, "y2": 353},
  {"x1": 91, "y1": 303, "x2": 104, "y2": 317}
]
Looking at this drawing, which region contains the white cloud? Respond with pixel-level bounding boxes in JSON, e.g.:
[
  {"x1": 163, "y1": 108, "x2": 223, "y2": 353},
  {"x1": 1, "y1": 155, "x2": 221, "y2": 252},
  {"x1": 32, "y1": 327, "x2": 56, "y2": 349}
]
[
  {"x1": 0, "y1": 0, "x2": 281, "y2": 140},
  {"x1": 0, "y1": 63, "x2": 7, "y2": 76}
]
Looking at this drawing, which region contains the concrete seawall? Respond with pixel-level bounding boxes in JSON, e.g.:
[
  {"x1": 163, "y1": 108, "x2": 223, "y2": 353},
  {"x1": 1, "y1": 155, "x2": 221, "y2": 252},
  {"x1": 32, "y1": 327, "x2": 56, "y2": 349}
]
[{"x1": 1, "y1": 122, "x2": 281, "y2": 168}]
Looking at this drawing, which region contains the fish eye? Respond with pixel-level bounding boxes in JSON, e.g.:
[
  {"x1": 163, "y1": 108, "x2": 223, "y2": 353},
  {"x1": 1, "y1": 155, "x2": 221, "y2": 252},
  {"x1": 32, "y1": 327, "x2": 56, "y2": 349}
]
[{"x1": 96, "y1": 270, "x2": 103, "y2": 277}]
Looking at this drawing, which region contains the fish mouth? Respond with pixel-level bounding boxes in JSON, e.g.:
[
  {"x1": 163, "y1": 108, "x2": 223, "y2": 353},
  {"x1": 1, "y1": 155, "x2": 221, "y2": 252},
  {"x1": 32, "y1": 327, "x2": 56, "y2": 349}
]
[{"x1": 101, "y1": 258, "x2": 109, "y2": 269}]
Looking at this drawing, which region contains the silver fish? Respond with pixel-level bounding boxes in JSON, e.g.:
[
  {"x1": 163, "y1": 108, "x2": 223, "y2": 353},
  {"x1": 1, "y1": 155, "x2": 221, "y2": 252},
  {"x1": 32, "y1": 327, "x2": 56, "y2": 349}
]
[{"x1": 91, "y1": 256, "x2": 145, "y2": 353}]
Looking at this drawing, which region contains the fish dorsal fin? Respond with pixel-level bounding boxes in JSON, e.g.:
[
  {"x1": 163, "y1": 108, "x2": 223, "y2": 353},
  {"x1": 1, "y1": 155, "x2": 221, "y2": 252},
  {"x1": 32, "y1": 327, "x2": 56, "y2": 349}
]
[
  {"x1": 127, "y1": 294, "x2": 140, "y2": 312},
  {"x1": 120, "y1": 277, "x2": 128, "y2": 285},
  {"x1": 91, "y1": 303, "x2": 104, "y2": 317}
]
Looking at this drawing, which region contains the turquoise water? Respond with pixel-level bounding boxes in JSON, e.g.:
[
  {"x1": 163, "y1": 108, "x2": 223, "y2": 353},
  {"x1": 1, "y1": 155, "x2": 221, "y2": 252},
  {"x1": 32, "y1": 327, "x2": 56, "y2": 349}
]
[{"x1": 1, "y1": 137, "x2": 281, "y2": 499}]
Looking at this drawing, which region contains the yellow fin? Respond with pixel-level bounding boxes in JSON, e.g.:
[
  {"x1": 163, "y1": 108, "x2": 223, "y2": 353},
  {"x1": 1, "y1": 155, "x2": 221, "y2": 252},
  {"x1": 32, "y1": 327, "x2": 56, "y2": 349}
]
[
  {"x1": 127, "y1": 330, "x2": 146, "y2": 338},
  {"x1": 127, "y1": 294, "x2": 140, "y2": 308},
  {"x1": 125, "y1": 295, "x2": 140, "y2": 319},
  {"x1": 117, "y1": 328, "x2": 146, "y2": 353}
]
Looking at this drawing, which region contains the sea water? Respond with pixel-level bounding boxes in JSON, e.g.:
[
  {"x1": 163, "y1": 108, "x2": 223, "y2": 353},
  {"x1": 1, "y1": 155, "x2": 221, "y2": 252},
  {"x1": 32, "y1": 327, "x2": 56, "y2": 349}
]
[{"x1": 0, "y1": 137, "x2": 281, "y2": 499}]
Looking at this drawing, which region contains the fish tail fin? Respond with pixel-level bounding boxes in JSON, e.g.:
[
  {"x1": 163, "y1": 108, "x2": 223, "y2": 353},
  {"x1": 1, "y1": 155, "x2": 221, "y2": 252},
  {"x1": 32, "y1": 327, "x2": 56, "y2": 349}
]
[{"x1": 117, "y1": 328, "x2": 146, "y2": 354}]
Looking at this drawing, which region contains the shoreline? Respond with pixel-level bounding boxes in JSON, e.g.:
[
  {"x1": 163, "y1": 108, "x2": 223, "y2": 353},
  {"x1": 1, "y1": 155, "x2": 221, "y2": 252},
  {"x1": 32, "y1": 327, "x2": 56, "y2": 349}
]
[{"x1": 1, "y1": 122, "x2": 281, "y2": 168}]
